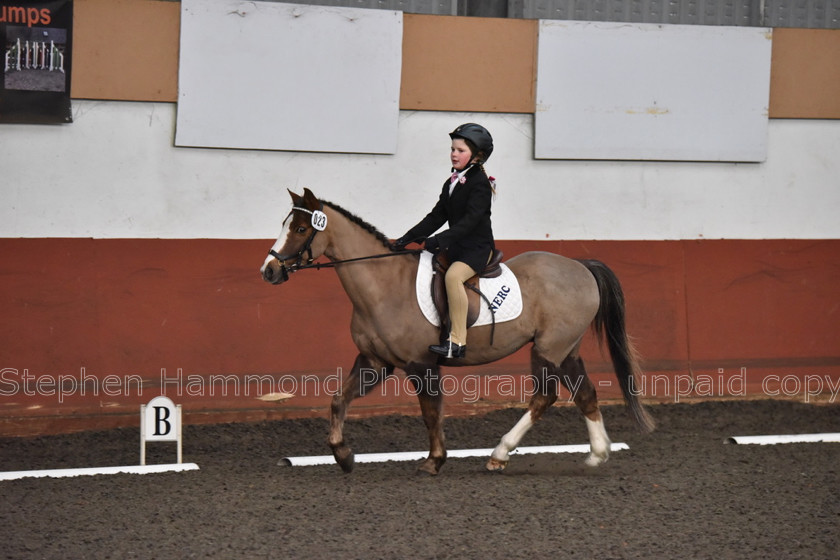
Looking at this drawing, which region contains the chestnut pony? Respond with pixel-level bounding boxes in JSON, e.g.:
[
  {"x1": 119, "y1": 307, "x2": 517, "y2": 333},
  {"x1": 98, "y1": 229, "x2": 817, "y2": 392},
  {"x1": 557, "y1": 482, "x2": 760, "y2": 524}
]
[{"x1": 261, "y1": 189, "x2": 654, "y2": 475}]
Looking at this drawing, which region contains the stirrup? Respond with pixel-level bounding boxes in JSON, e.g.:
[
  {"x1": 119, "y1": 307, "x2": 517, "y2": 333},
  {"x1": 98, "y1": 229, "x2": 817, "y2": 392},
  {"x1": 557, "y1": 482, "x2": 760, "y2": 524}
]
[{"x1": 429, "y1": 340, "x2": 466, "y2": 359}]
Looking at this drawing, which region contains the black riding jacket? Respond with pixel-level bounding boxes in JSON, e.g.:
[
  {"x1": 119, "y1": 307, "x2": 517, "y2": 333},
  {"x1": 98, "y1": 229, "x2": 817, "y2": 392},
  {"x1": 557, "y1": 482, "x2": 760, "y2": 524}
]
[{"x1": 402, "y1": 165, "x2": 495, "y2": 272}]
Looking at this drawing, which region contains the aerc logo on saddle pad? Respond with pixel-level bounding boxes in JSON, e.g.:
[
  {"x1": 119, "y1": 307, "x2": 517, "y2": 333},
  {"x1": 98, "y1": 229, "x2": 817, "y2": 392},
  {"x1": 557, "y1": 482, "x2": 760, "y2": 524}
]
[{"x1": 489, "y1": 286, "x2": 512, "y2": 313}]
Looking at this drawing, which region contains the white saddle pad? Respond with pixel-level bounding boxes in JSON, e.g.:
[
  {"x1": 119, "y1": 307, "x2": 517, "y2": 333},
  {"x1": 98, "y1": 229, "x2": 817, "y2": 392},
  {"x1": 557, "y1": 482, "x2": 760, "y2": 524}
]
[{"x1": 415, "y1": 251, "x2": 523, "y2": 328}]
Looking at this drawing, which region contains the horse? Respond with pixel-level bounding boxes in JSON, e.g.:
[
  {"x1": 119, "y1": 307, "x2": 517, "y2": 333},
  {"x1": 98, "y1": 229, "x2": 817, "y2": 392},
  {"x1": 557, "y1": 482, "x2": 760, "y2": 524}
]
[{"x1": 261, "y1": 188, "x2": 654, "y2": 475}]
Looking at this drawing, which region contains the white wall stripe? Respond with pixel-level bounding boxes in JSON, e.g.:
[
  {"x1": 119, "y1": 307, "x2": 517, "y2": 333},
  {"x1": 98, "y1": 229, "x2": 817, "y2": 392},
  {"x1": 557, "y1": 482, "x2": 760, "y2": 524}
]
[{"x1": 2, "y1": 101, "x2": 838, "y2": 240}]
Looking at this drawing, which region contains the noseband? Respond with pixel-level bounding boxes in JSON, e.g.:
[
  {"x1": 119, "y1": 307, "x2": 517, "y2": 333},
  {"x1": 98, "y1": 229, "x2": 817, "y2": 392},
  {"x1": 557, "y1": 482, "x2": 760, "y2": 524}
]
[{"x1": 268, "y1": 203, "x2": 328, "y2": 280}]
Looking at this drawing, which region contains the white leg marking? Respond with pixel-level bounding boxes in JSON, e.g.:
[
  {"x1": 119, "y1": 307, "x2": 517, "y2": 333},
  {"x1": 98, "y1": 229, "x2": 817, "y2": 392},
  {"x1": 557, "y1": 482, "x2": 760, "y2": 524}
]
[
  {"x1": 584, "y1": 412, "x2": 612, "y2": 467},
  {"x1": 491, "y1": 411, "x2": 534, "y2": 462}
]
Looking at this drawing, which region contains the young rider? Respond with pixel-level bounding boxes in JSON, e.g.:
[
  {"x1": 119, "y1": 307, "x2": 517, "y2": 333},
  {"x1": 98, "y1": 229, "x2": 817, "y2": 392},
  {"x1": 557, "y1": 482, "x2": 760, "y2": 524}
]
[{"x1": 394, "y1": 123, "x2": 495, "y2": 359}]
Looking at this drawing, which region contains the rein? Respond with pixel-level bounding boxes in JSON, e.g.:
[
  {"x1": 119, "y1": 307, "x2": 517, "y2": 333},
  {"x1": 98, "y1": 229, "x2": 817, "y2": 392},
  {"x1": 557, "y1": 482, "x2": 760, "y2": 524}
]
[{"x1": 270, "y1": 248, "x2": 423, "y2": 272}]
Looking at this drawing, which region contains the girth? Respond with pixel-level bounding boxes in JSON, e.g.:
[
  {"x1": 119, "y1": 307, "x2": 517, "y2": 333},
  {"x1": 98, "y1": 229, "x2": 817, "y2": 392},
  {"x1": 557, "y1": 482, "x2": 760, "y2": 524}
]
[{"x1": 431, "y1": 249, "x2": 504, "y2": 342}]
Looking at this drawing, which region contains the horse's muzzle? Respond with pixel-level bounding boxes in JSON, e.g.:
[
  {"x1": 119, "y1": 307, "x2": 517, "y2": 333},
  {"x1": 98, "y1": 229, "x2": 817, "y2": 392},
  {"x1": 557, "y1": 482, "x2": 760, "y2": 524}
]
[{"x1": 262, "y1": 259, "x2": 290, "y2": 285}]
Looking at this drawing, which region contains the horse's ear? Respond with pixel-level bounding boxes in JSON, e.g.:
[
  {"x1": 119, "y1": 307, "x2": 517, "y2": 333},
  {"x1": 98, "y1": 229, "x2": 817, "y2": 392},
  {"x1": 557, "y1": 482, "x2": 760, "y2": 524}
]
[
  {"x1": 287, "y1": 188, "x2": 303, "y2": 205},
  {"x1": 302, "y1": 187, "x2": 319, "y2": 209}
]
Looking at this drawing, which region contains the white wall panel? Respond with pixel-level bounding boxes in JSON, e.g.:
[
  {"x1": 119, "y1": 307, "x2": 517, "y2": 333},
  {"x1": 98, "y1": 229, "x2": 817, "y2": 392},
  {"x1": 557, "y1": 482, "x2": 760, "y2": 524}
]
[
  {"x1": 2, "y1": 101, "x2": 839, "y2": 240},
  {"x1": 535, "y1": 21, "x2": 773, "y2": 161},
  {"x1": 175, "y1": 0, "x2": 402, "y2": 154}
]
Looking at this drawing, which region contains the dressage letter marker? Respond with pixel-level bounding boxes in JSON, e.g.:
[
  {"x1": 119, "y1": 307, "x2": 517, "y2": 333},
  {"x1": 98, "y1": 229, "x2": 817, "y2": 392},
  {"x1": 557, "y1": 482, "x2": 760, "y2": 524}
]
[{"x1": 141, "y1": 396, "x2": 184, "y2": 465}]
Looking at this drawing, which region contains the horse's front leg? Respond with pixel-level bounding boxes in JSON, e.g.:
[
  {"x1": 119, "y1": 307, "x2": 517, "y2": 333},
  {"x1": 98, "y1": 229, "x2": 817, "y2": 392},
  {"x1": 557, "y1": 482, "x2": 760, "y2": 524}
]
[
  {"x1": 329, "y1": 354, "x2": 393, "y2": 473},
  {"x1": 406, "y1": 363, "x2": 446, "y2": 475}
]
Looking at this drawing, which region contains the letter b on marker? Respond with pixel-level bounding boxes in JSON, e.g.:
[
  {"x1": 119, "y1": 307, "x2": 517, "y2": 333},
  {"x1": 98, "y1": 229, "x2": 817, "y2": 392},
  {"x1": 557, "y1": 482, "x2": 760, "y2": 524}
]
[
  {"x1": 144, "y1": 396, "x2": 179, "y2": 441},
  {"x1": 153, "y1": 406, "x2": 171, "y2": 436}
]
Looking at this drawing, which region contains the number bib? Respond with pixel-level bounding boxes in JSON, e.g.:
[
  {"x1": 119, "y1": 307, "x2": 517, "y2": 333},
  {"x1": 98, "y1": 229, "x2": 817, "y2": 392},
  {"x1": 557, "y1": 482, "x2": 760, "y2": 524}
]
[{"x1": 311, "y1": 210, "x2": 328, "y2": 231}]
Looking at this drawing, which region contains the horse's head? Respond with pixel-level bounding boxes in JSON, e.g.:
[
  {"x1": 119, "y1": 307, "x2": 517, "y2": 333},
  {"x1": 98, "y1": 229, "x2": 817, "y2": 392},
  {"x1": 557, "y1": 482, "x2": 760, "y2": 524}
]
[{"x1": 261, "y1": 188, "x2": 329, "y2": 285}]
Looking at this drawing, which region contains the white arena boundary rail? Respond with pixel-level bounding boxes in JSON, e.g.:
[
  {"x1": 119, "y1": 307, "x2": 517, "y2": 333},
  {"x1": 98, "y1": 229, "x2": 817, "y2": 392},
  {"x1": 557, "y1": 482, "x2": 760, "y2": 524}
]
[{"x1": 0, "y1": 463, "x2": 199, "y2": 482}]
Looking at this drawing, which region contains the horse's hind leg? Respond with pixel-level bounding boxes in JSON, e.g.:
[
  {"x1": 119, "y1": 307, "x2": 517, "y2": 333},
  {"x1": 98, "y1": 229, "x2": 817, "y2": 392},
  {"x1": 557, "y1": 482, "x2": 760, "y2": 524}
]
[
  {"x1": 559, "y1": 354, "x2": 612, "y2": 467},
  {"x1": 329, "y1": 354, "x2": 393, "y2": 473},
  {"x1": 406, "y1": 363, "x2": 446, "y2": 475},
  {"x1": 486, "y1": 349, "x2": 560, "y2": 472}
]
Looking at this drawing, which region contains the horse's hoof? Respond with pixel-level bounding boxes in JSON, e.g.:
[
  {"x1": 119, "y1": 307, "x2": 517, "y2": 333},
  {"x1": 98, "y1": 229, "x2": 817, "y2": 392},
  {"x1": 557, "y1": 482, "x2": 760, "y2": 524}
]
[
  {"x1": 584, "y1": 452, "x2": 609, "y2": 467},
  {"x1": 485, "y1": 457, "x2": 508, "y2": 472},
  {"x1": 416, "y1": 457, "x2": 443, "y2": 476},
  {"x1": 332, "y1": 447, "x2": 355, "y2": 473}
]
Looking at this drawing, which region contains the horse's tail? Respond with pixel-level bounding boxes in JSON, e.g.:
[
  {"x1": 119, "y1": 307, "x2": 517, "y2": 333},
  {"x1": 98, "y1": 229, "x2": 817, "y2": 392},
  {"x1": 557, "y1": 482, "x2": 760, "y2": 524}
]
[{"x1": 578, "y1": 259, "x2": 655, "y2": 433}]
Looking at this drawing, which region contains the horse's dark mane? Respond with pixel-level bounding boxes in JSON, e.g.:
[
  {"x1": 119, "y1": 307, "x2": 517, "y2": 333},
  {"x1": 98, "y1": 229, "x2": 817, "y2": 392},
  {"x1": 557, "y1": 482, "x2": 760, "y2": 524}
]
[{"x1": 322, "y1": 200, "x2": 394, "y2": 250}]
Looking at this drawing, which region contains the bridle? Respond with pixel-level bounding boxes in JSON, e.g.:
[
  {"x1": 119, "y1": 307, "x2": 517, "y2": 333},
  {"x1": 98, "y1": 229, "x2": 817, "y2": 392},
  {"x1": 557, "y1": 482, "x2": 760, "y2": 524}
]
[
  {"x1": 266, "y1": 202, "x2": 328, "y2": 282},
  {"x1": 266, "y1": 203, "x2": 420, "y2": 282}
]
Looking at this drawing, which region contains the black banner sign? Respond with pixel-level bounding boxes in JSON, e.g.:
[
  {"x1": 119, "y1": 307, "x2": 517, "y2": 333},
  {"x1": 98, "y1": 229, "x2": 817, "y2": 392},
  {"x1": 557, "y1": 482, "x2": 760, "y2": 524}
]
[{"x1": 1, "y1": 0, "x2": 72, "y2": 124}]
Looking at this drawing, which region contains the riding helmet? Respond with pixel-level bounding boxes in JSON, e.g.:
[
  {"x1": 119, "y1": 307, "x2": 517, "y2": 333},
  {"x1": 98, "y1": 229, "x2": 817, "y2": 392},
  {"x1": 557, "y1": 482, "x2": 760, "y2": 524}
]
[{"x1": 449, "y1": 123, "x2": 494, "y2": 162}]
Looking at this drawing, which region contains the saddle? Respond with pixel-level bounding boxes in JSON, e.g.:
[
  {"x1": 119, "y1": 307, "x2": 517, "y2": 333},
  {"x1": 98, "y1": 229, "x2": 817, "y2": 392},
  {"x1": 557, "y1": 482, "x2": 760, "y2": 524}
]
[{"x1": 431, "y1": 249, "x2": 504, "y2": 338}]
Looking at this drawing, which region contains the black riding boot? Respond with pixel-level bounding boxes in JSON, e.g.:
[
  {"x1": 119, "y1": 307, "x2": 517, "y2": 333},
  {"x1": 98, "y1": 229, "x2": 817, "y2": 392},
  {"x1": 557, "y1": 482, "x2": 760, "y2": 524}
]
[{"x1": 429, "y1": 340, "x2": 466, "y2": 359}]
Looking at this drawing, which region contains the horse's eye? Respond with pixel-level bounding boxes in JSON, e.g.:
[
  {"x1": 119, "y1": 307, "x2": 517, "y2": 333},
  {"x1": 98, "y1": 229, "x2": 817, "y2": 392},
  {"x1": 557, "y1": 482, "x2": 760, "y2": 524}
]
[{"x1": 296, "y1": 226, "x2": 307, "y2": 234}]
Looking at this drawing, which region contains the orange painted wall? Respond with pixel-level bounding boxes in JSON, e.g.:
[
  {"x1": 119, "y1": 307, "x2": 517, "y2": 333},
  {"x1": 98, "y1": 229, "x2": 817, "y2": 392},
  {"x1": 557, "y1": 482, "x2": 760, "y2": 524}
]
[
  {"x1": 2, "y1": 239, "x2": 838, "y2": 435},
  {"x1": 71, "y1": 0, "x2": 180, "y2": 102},
  {"x1": 400, "y1": 15, "x2": 537, "y2": 112},
  {"x1": 769, "y1": 28, "x2": 840, "y2": 118},
  {"x1": 69, "y1": 1, "x2": 840, "y2": 118}
]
